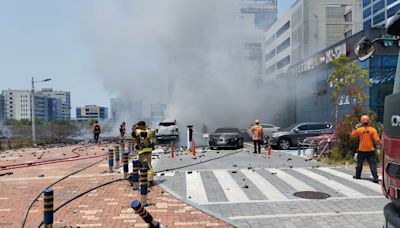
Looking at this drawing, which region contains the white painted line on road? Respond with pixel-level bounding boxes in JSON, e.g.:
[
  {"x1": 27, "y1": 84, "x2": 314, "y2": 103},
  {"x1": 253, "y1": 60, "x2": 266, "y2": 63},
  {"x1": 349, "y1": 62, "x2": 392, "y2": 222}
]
[
  {"x1": 266, "y1": 168, "x2": 316, "y2": 191},
  {"x1": 240, "y1": 169, "x2": 288, "y2": 201},
  {"x1": 295, "y1": 168, "x2": 365, "y2": 197},
  {"x1": 213, "y1": 170, "x2": 249, "y2": 202},
  {"x1": 318, "y1": 167, "x2": 381, "y2": 193},
  {"x1": 228, "y1": 210, "x2": 382, "y2": 220},
  {"x1": 197, "y1": 195, "x2": 385, "y2": 205},
  {"x1": 186, "y1": 171, "x2": 208, "y2": 203}
]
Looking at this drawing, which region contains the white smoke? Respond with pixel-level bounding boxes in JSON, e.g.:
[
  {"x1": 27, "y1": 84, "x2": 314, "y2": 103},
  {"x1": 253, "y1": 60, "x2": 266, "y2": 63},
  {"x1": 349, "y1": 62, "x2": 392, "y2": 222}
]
[
  {"x1": 80, "y1": 0, "x2": 288, "y2": 132},
  {"x1": 0, "y1": 122, "x2": 11, "y2": 138}
]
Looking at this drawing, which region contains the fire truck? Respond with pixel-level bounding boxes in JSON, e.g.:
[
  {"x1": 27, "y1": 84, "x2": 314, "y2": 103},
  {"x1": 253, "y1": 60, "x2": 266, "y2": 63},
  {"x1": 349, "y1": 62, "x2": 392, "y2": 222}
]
[{"x1": 355, "y1": 12, "x2": 400, "y2": 227}]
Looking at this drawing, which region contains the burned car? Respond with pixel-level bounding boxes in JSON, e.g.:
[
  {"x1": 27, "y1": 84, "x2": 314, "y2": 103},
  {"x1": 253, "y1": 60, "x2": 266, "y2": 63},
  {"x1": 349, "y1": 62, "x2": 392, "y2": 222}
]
[
  {"x1": 209, "y1": 128, "x2": 244, "y2": 149},
  {"x1": 155, "y1": 120, "x2": 179, "y2": 141}
]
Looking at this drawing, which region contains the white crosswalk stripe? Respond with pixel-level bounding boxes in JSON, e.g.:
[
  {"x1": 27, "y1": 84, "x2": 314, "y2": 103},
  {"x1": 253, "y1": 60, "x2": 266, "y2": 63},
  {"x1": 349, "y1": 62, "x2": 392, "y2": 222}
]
[
  {"x1": 186, "y1": 171, "x2": 208, "y2": 203},
  {"x1": 213, "y1": 170, "x2": 249, "y2": 202},
  {"x1": 266, "y1": 168, "x2": 316, "y2": 191},
  {"x1": 295, "y1": 168, "x2": 365, "y2": 197},
  {"x1": 159, "y1": 167, "x2": 382, "y2": 205},
  {"x1": 318, "y1": 167, "x2": 381, "y2": 193},
  {"x1": 240, "y1": 169, "x2": 288, "y2": 201}
]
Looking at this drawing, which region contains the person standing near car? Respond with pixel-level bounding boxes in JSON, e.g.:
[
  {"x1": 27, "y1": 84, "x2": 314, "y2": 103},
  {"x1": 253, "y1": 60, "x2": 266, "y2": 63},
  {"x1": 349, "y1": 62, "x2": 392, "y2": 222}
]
[
  {"x1": 251, "y1": 120, "x2": 264, "y2": 153},
  {"x1": 351, "y1": 115, "x2": 381, "y2": 183},
  {"x1": 92, "y1": 120, "x2": 101, "y2": 144}
]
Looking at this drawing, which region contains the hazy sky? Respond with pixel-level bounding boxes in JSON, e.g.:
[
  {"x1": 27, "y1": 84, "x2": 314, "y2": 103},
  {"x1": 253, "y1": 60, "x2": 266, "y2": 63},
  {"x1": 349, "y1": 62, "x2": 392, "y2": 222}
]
[{"x1": 0, "y1": 0, "x2": 295, "y2": 117}]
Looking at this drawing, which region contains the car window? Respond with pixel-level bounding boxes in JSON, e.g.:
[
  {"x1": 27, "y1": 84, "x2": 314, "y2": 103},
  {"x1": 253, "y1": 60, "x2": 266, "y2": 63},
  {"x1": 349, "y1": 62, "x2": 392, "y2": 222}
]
[
  {"x1": 262, "y1": 124, "x2": 273, "y2": 128},
  {"x1": 297, "y1": 125, "x2": 309, "y2": 131},
  {"x1": 309, "y1": 124, "x2": 332, "y2": 130}
]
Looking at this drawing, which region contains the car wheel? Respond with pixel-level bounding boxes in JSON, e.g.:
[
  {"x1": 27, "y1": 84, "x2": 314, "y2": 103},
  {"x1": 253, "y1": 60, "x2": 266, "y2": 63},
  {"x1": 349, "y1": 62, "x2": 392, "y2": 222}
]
[{"x1": 278, "y1": 138, "x2": 291, "y2": 150}]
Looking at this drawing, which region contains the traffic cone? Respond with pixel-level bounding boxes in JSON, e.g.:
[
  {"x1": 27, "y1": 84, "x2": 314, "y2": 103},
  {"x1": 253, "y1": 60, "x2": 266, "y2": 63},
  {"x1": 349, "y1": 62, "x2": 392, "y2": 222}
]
[
  {"x1": 191, "y1": 140, "x2": 196, "y2": 159},
  {"x1": 171, "y1": 142, "x2": 175, "y2": 159},
  {"x1": 268, "y1": 142, "x2": 272, "y2": 159}
]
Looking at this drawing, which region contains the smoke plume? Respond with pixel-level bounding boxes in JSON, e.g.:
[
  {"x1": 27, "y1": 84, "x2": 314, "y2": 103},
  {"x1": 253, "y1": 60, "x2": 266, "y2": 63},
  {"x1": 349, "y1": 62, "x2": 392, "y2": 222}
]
[{"x1": 81, "y1": 0, "x2": 287, "y2": 132}]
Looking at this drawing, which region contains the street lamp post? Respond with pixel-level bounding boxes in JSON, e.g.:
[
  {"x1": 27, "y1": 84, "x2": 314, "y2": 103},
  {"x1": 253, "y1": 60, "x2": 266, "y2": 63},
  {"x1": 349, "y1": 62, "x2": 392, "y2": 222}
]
[{"x1": 31, "y1": 77, "x2": 51, "y2": 147}]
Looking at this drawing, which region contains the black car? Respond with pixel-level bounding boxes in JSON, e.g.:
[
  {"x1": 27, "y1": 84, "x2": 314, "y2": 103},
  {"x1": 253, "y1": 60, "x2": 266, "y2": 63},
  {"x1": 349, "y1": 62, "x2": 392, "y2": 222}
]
[
  {"x1": 269, "y1": 122, "x2": 333, "y2": 150},
  {"x1": 209, "y1": 128, "x2": 244, "y2": 149}
]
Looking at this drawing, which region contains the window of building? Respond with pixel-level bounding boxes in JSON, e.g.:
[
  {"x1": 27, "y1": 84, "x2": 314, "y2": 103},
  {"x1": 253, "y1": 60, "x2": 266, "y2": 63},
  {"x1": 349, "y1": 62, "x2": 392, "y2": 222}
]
[
  {"x1": 388, "y1": 3, "x2": 400, "y2": 18},
  {"x1": 364, "y1": 18, "x2": 372, "y2": 28},
  {"x1": 265, "y1": 49, "x2": 275, "y2": 60},
  {"x1": 363, "y1": 0, "x2": 371, "y2": 7},
  {"x1": 345, "y1": 30, "x2": 353, "y2": 38},
  {"x1": 265, "y1": 35, "x2": 275, "y2": 48},
  {"x1": 345, "y1": 12, "x2": 352, "y2": 22},
  {"x1": 387, "y1": 0, "x2": 397, "y2": 6},
  {"x1": 373, "y1": 12, "x2": 385, "y2": 25},
  {"x1": 276, "y1": 55, "x2": 290, "y2": 69},
  {"x1": 276, "y1": 21, "x2": 290, "y2": 38},
  {"x1": 276, "y1": 38, "x2": 290, "y2": 54},
  {"x1": 373, "y1": 0, "x2": 385, "y2": 13},
  {"x1": 363, "y1": 7, "x2": 372, "y2": 18},
  {"x1": 266, "y1": 64, "x2": 275, "y2": 73}
]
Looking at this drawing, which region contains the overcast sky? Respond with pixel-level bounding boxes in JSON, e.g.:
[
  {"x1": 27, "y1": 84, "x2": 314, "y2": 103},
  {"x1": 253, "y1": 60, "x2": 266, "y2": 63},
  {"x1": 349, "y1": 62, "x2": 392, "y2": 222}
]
[{"x1": 0, "y1": 0, "x2": 295, "y2": 117}]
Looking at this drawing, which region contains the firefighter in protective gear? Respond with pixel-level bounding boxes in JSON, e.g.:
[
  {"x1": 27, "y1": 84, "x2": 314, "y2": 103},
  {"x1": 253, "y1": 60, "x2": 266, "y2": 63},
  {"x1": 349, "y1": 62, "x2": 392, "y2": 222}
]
[
  {"x1": 119, "y1": 122, "x2": 126, "y2": 142},
  {"x1": 133, "y1": 121, "x2": 155, "y2": 185}
]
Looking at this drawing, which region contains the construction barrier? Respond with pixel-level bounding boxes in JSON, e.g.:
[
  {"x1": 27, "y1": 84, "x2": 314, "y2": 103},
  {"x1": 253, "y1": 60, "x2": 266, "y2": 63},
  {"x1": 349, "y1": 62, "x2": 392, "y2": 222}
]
[
  {"x1": 139, "y1": 168, "x2": 148, "y2": 205},
  {"x1": 123, "y1": 152, "x2": 129, "y2": 179},
  {"x1": 43, "y1": 188, "x2": 54, "y2": 228},
  {"x1": 131, "y1": 200, "x2": 161, "y2": 228},
  {"x1": 115, "y1": 145, "x2": 120, "y2": 168},
  {"x1": 108, "y1": 148, "x2": 114, "y2": 173},
  {"x1": 131, "y1": 160, "x2": 140, "y2": 190}
]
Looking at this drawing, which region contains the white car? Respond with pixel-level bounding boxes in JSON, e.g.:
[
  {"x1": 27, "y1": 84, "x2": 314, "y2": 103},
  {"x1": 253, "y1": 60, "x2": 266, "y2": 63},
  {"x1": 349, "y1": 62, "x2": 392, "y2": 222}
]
[{"x1": 155, "y1": 120, "x2": 179, "y2": 140}]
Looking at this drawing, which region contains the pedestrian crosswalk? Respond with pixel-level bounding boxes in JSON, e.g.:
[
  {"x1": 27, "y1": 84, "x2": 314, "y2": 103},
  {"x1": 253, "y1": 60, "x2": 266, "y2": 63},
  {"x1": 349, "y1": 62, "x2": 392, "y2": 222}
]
[{"x1": 157, "y1": 167, "x2": 382, "y2": 205}]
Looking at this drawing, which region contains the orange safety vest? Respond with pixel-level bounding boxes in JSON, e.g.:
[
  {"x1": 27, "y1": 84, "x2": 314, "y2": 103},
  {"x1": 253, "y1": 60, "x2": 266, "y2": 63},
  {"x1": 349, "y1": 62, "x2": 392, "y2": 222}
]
[
  {"x1": 251, "y1": 125, "x2": 263, "y2": 141},
  {"x1": 351, "y1": 126, "x2": 381, "y2": 152}
]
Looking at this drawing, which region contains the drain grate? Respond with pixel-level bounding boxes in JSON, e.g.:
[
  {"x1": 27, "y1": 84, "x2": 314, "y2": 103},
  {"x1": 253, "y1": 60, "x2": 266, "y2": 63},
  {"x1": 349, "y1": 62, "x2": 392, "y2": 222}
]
[{"x1": 293, "y1": 191, "x2": 331, "y2": 199}]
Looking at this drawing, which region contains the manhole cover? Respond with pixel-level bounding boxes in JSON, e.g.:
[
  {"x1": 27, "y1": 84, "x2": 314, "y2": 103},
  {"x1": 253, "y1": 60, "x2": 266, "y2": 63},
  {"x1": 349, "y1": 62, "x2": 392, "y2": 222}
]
[{"x1": 293, "y1": 191, "x2": 330, "y2": 199}]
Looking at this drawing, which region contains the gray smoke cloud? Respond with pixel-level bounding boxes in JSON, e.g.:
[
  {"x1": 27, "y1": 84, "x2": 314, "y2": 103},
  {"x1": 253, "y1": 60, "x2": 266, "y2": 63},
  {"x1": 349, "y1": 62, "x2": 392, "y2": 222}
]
[
  {"x1": 0, "y1": 122, "x2": 11, "y2": 138},
  {"x1": 80, "y1": 0, "x2": 288, "y2": 132}
]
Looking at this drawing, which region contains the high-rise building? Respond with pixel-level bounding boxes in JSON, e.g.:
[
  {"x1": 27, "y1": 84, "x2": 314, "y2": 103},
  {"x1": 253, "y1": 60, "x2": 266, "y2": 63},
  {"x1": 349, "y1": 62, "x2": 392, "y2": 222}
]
[
  {"x1": 263, "y1": 0, "x2": 362, "y2": 81},
  {"x1": 0, "y1": 94, "x2": 4, "y2": 122},
  {"x1": 240, "y1": 0, "x2": 278, "y2": 82},
  {"x1": 76, "y1": 105, "x2": 108, "y2": 121},
  {"x1": 362, "y1": 0, "x2": 400, "y2": 29},
  {"x1": 1, "y1": 89, "x2": 65, "y2": 122},
  {"x1": 40, "y1": 88, "x2": 71, "y2": 120}
]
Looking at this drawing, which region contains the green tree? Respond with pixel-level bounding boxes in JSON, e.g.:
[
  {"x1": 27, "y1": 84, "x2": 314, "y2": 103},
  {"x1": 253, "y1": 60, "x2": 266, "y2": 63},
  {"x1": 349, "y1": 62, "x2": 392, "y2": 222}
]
[{"x1": 327, "y1": 55, "x2": 371, "y2": 124}]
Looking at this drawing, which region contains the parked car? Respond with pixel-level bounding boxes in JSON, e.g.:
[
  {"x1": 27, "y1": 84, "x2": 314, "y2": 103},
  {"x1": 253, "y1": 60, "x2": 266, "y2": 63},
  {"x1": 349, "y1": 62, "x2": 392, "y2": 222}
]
[
  {"x1": 209, "y1": 128, "x2": 244, "y2": 149},
  {"x1": 269, "y1": 122, "x2": 333, "y2": 150},
  {"x1": 155, "y1": 120, "x2": 179, "y2": 141},
  {"x1": 245, "y1": 123, "x2": 280, "y2": 141}
]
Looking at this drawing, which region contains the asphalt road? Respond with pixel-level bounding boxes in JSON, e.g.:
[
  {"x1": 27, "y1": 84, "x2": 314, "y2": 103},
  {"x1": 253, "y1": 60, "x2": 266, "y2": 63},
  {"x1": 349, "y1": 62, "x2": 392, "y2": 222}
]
[{"x1": 152, "y1": 145, "x2": 388, "y2": 228}]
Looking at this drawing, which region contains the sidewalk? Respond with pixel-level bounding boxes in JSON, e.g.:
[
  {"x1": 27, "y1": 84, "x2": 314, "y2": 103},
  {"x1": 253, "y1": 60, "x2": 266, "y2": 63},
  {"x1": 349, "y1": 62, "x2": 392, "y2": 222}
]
[{"x1": 0, "y1": 145, "x2": 232, "y2": 227}]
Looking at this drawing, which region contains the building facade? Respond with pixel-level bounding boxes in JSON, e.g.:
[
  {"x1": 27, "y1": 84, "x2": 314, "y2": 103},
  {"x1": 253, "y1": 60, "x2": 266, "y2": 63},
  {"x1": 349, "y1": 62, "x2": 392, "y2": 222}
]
[
  {"x1": 362, "y1": 0, "x2": 400, "y2": 28},
  {"x1": 76, "y1": 105, "x2": 108, "y2": 121},
  {"x1": 40, "y1": 88, "x2": 71, "y2": 120},
  {"x1": 1, "y1": 89, "x2": 66, "y2": 122},
  {"x1": 284, "y1": 27, "x2": 399, "y2": 125},
  {"x1": 264, "y1": 0, "x2": 362, "y2": 81},
  {"x1": 240, "y1": 0, "x2": 278, "y2": 83},
  {"x1": 0, "y1": 94, "x2": 4, "y2": 122}
]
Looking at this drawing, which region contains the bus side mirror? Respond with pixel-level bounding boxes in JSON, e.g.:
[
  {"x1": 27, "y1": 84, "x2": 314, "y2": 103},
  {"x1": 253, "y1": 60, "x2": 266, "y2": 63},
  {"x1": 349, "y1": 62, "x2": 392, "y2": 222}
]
[{"x1": 354, "y1": 38, "x2": 375, "y2": 62}]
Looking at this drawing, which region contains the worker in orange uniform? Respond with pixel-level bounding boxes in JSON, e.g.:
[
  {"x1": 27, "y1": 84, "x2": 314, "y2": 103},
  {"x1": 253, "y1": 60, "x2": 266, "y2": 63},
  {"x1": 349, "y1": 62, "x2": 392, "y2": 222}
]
[
  {"x1": 351, "y1": 115, "x2": 381, "y2": 183},
  {"x1": 250, "y1": 120, "x2": 264, "y2": 154},
  {"x1": 92, "y1": 120, "x2": 101, "y2": 143}
]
